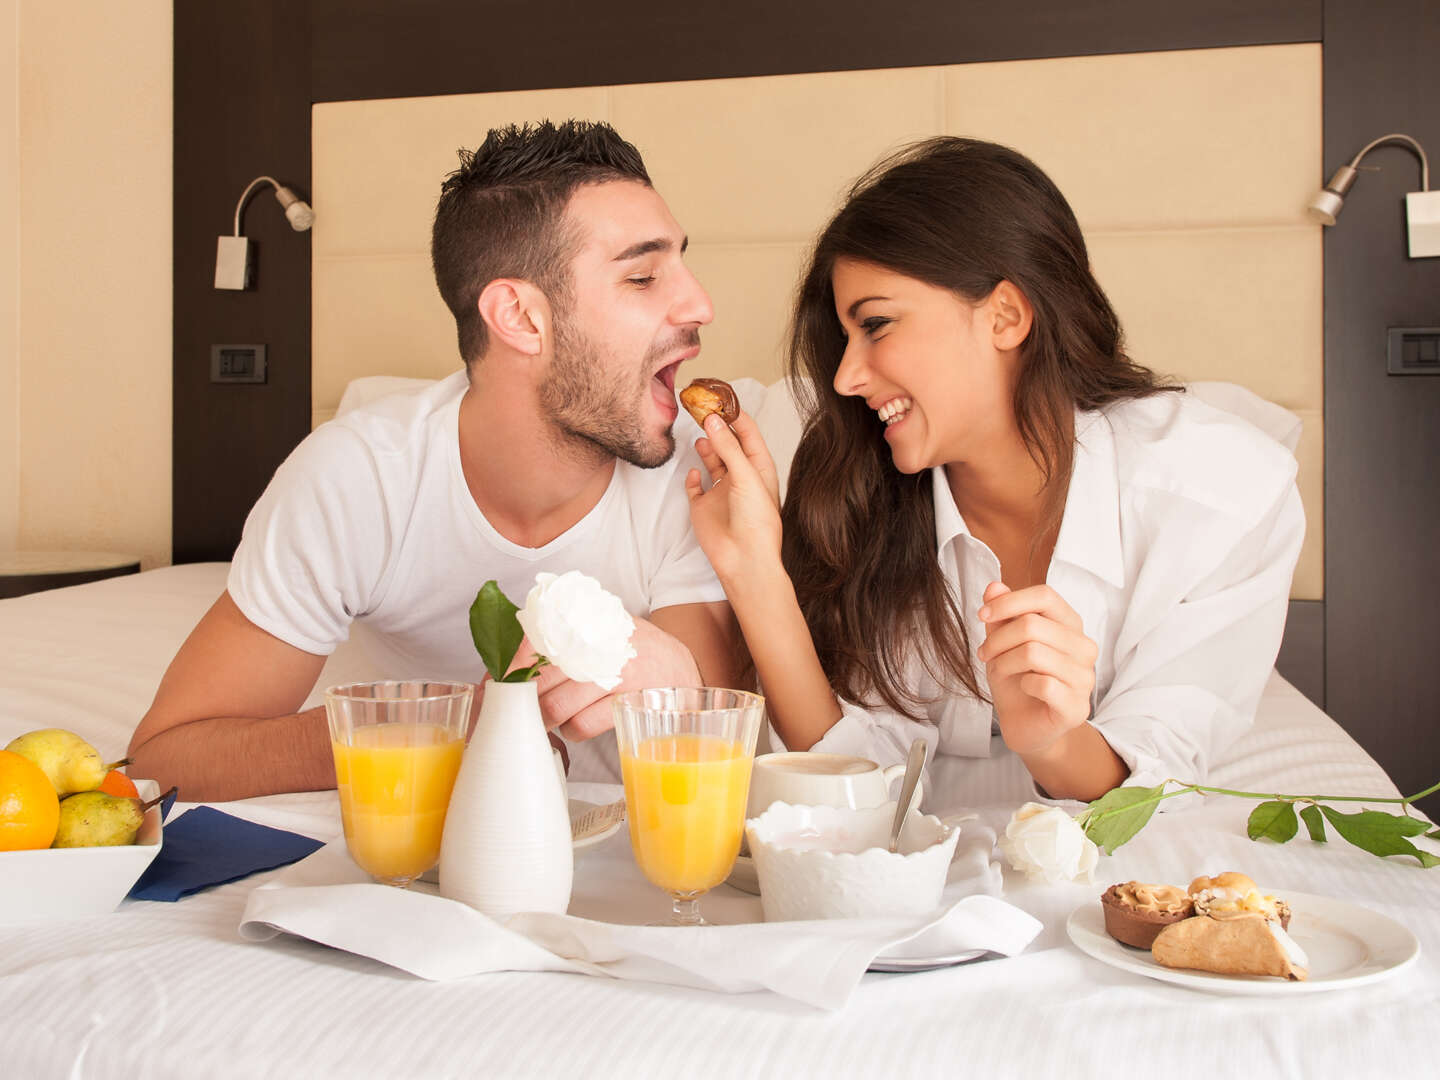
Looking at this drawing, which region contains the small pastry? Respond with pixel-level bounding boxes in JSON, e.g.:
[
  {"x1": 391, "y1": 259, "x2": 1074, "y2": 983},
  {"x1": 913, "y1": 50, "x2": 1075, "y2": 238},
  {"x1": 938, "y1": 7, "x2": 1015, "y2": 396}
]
[
  {"x1": 1152, "y1": 913, "x2": 1309, "y2": 981},
  {"x1": 1188, "y1": 872, "x2": 1291, "y2": 929},
  {"x1": 679, "y1": 378, "x2": 740, "y2": 427},
  {"x1": 1100, "y1": 881, "x2": 1195, "y2": 949}
]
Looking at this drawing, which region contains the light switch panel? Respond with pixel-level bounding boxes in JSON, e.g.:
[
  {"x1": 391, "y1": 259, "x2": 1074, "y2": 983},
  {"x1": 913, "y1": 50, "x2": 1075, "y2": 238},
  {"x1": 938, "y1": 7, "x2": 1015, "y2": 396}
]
[{"x1": 214, "y1": 236, "x2": 253, "y2": 289}]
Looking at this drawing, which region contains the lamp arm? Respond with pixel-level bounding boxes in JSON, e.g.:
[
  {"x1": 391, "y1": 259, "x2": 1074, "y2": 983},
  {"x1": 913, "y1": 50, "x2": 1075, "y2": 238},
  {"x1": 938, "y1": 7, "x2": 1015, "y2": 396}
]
[
  {"x1": 232, "y1": 175, "x2": 282, "y2": 236},
  {"x1": 1348, "y1": 133, "x2": 1430, "y2": 192}
]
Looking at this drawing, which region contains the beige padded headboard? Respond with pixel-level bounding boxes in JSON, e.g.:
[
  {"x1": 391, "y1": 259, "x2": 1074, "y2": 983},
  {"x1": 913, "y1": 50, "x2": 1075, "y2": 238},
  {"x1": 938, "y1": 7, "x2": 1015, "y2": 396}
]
[{"x1": 312, "y1": 44, "x2": 1322, "y2": 600}]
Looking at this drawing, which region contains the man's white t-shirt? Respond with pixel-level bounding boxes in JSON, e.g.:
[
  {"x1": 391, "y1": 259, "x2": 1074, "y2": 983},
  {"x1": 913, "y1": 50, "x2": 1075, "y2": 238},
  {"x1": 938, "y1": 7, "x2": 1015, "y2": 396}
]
[{"x1": 228, "y1": 371, "x2": 726, "y2": 781}]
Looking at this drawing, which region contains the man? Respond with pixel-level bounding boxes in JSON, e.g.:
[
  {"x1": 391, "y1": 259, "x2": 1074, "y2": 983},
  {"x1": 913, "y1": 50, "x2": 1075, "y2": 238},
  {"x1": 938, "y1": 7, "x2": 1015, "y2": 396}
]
[{"x1": 130, "y1": 121, "x2": 735, "y2": 800}]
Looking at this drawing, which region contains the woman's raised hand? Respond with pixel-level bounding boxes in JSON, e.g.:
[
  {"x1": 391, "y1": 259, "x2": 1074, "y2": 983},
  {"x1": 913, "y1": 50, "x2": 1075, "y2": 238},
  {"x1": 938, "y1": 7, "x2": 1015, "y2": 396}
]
[
  {"x1": 684, "y1": 410, "x2": 783, "y2": 585},
  {"x1": 976, "y1": 581, "x2": 1099, "y2": 757}
]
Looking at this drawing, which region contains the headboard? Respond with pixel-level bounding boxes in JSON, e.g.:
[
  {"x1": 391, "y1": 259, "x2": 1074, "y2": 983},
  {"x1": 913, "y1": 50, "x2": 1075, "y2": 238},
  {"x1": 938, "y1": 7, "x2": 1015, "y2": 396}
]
[{"x1": 310, "y1": 44, "x2": 1322, "y2": 603}]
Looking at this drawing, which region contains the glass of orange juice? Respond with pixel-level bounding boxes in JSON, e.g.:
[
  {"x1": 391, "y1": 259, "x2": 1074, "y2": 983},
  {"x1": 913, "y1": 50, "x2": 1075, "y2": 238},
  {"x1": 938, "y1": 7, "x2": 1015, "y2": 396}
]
[
  {"x1": 324, "y1": 680, "x2": 473, "y2": 888},
  {"x1": 613, "y1": 687, "x2": 764, "y2": 925}
]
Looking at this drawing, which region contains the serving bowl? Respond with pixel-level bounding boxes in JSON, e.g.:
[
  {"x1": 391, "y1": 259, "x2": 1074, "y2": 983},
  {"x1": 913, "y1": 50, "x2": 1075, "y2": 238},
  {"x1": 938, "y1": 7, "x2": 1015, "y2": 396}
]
[
  {"x1": 0, "y1": 778, "x2": 163, "y2": 924},
  {"x1": 746, "y1": 801, "x2": 959, "y2": 922}
]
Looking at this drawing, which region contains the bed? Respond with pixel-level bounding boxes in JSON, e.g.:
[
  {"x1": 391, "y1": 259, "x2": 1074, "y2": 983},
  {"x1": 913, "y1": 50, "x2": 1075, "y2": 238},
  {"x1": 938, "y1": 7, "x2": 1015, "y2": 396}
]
[{"x1": 1, "y1": 565, "x2": 1437, "y2": 1078}]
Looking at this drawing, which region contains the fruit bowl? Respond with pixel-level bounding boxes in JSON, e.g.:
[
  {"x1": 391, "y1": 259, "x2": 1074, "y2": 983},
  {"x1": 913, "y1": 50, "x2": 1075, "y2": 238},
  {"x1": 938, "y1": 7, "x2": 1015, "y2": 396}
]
[{"x1": 0, "y1": 778, "x2": 164, "y2": 924}]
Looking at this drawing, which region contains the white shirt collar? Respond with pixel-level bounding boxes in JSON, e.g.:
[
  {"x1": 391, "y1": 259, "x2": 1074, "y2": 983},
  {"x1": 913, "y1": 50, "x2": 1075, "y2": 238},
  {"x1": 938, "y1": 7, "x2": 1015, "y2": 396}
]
[{"x1": 929, "y1": 409, "x2": 1125, "y2": 589}]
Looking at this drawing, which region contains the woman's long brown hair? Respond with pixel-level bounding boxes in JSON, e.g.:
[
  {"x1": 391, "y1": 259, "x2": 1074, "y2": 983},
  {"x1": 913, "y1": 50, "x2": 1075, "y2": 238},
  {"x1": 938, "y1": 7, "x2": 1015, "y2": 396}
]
[{"x1": 782, "y1": 138, "x2": 1177, "y2": 720}]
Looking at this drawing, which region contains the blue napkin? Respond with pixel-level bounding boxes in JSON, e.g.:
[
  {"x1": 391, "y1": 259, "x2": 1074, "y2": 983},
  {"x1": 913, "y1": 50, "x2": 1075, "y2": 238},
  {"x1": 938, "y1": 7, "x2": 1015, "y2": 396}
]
[{"x1": 128, "y1": 805, "x2": 324, "y2": 902}]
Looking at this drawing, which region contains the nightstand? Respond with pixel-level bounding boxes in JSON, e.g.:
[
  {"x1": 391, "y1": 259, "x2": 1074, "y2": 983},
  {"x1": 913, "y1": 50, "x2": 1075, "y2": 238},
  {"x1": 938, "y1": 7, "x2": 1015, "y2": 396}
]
[{"x1": 0, "y1": 551, "x2": 141, "y2": 599}]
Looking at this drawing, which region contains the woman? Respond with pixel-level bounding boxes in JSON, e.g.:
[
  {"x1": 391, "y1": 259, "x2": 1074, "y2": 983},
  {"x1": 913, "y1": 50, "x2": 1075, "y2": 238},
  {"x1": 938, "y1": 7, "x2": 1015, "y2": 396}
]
[{"x1": 685, "y1": 138, "x2": 1303, "y2": 803}]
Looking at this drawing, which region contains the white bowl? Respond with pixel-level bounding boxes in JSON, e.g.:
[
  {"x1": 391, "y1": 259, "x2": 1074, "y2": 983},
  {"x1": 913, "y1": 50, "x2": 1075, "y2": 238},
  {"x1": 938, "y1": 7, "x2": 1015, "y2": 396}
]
[
  {"x1": 746, "y1": 801, "x2": 959, "y2": 922},
  {"x1": 0, "y1": 778, "x2": 164, "y2": 924}
]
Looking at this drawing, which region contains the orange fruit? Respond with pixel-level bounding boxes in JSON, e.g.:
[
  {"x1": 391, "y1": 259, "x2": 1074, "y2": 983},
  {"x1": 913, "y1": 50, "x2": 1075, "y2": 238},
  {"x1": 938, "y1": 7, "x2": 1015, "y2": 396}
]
[
  {"x1": 0, "y1": 749, "x2": 61, "y2": 851},
  {"x1": 97, "y1": 769, "x2": 139, "y2": 799}
]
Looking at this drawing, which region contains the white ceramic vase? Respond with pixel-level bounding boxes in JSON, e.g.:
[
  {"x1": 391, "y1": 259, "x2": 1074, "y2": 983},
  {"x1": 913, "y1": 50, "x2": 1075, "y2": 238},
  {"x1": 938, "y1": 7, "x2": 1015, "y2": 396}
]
[{"x1": 439, "y1": 679, "x2": 573, "y2": 917}]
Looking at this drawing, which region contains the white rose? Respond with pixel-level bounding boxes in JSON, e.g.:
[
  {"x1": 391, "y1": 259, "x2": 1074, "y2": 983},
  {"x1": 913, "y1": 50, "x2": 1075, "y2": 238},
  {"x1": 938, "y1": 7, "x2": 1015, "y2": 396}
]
[
  {"x1": 517, "y1": 571, "x2": 637, "y2": 691},
  {"x1": 999, "y1": 802, "x2": 1099, "y2": 885}
]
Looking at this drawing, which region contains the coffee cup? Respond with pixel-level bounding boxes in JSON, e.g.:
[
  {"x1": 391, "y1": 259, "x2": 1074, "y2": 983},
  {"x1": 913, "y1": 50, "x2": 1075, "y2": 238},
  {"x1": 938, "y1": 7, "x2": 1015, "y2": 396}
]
[{"x1": 745, "y1": 751, "x2": 923, "y2": 821}]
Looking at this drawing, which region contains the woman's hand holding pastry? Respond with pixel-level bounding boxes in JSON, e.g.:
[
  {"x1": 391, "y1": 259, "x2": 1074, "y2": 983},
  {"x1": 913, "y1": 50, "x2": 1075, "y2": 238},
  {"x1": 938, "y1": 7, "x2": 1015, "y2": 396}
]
[
  {"x1": 684, "y1": 410, "x2": 783, "y2": 586},
  {"x1": 977, "y1": 581, "x2": 1098, "y2": 756}
]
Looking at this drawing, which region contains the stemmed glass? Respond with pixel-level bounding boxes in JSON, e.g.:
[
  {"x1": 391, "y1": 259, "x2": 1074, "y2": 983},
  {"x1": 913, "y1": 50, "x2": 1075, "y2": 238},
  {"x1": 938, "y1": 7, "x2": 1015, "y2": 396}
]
[
  {"x1": 325, "y1": 680, "x2": 473, "y2": 888},
  {"x1": 612, "y1": 687, "x2": 764, "y2": 925}
]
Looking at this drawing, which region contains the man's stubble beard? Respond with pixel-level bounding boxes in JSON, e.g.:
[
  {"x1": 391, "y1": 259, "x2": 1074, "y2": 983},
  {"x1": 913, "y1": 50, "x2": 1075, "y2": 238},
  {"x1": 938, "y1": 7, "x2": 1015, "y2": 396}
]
[{"x1": 540, "y1": 316, "x2": 690, "y2": 470}]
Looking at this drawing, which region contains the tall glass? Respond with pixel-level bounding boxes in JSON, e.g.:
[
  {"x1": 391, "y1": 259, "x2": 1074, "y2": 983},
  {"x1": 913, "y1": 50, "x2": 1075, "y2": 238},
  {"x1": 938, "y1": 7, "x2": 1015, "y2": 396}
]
[
  {"x1": 613, "y1": 687, "x2": 764, "y2": 925},
  {"x1": 325, "y1": 680, "x2": 473, "y2": 888}
]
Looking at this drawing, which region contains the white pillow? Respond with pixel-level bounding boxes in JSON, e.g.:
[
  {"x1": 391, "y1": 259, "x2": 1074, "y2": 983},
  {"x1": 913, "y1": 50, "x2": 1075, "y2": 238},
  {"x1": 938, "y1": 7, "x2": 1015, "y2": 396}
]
[
  {"x1": 1185, "y1": 380, "x2": 1302, "y2": 453},
  {"x1": 335, "y1": 375, "x2": 442, "y2": 418}
]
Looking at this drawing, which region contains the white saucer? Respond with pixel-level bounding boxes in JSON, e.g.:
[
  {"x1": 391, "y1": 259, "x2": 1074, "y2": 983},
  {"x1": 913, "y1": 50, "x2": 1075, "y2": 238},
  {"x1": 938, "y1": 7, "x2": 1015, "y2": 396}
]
[
  {"x1": 725, "y1": 854, "x2": 759, "y2": 894},
  {"x1": 726, "y1": 854, "x2": 991, "y2": 974},
  {"x1": 1066, "y1": 890, "x2": 1420, "y2": 994},
  {"x1": 868, "y1": 948, "x2": 989, "y2": 973}
]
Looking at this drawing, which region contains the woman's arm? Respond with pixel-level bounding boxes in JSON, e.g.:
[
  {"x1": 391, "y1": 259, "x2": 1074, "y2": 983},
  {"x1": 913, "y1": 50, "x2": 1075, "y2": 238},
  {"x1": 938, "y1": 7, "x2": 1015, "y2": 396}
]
[{"x1": 684, "y1": 411, "x2": 842, "y2": 748}]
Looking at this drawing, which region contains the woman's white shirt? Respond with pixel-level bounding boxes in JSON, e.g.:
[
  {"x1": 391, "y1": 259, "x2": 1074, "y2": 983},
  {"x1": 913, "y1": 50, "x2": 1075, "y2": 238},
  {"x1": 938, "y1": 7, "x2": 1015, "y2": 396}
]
[{"x1": 798, "y1": 392, "x2": 1305, "y2": 802}]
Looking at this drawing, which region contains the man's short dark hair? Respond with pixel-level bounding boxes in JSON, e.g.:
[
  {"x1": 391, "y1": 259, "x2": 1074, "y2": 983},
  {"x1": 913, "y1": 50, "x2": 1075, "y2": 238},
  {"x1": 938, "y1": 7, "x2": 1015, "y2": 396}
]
[{"x1": 431, "y1": 120, "x2": 651, "y2": 366}]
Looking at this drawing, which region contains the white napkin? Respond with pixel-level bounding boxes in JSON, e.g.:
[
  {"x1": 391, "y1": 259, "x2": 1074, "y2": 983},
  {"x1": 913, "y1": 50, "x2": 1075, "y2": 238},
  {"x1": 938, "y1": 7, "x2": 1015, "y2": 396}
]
[{"x1": 239, "y1": 825, "x2": 1038, "y2": 1011}]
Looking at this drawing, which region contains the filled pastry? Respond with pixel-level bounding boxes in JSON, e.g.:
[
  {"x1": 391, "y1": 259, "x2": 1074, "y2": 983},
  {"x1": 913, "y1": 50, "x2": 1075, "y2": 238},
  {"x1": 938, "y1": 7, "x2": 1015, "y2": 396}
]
[
  {"x1": 679, "y1": 378, "x2": 740, "y2": 427},
  {"x1": 1188, "y1": 871, "x2": 1291, "y2": 929},
  {"x1": 1152, "y1": 912, "x2": 1308, "y2": 981},
  {"x1": 1100, "y1": 881, "x2": 1194, "y2": 949}
]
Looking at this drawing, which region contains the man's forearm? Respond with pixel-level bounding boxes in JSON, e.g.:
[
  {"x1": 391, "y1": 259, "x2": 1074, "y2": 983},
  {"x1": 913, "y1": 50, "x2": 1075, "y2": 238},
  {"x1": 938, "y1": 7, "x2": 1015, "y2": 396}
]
[{"x1": 128, "y1": 706, "x2": 336, "y2": 802}]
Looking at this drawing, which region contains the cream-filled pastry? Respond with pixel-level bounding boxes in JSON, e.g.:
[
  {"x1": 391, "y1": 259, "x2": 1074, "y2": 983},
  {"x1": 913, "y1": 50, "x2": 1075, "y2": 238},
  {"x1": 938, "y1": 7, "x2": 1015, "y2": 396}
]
[
  {"x1": 1152, "y1": 913, "x2": 1309, "y2": 981},
  {"x1": 1188, "y1": 872, "x2": 1291, "y2": 929}
]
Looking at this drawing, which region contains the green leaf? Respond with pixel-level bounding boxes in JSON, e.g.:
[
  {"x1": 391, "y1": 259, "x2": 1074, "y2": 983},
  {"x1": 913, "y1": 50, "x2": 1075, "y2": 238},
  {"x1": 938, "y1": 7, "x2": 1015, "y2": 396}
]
[
  {"x1": 1427, "y1": 828, "x2": 1440, "y2": 841},
  {"x1": 1299, "y1": 804, "x2": 1327, "y2": 843},
  {"x1": 1247, "y1": 801, "x2": 1299, "y2": 843},
  {"x1": 1320, "y1": 806, "x2": 1440, "y2": 867},
  {"x1": 469, "y1": 581, "x2": 524, "y2": 683},
  {"x1": 1079, "y1": 784, "x2": 1165, "y2": 855}
]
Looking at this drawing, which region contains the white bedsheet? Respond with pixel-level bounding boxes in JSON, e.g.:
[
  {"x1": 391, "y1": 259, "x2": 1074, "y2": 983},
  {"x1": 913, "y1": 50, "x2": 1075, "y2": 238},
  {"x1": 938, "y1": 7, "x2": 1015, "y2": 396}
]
[{"x1": 1, "y1": 565, "x2": 1437, "y2": 1079}]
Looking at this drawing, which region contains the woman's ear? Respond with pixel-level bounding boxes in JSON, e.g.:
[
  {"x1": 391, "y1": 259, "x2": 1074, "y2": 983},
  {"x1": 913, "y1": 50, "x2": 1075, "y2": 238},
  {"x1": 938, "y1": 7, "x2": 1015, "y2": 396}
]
[
  {"x1": 988, "y1": 280, "x2": 1034, "y2": 351},
  {"x1": 477, "y1": 280, "x2": 548, "y2": 356}
]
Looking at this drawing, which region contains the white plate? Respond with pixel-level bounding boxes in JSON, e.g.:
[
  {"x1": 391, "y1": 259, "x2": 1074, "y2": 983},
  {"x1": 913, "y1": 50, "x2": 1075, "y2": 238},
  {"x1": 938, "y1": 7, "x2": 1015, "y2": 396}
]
[
  {"x1": 419, "y1": 798, "x2": 623, "y2": 883},
  {"x1": 569, "y1": 798, "x2": 624, "y2": 852},
  {"x1": 1066, "y1": 890, "x2": 1420, "y2": 994}
]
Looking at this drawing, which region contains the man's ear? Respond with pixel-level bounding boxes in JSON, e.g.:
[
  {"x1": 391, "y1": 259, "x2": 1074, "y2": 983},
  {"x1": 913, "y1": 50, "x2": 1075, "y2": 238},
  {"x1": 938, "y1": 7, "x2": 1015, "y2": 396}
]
[
  {"x1": 477, "y1": 280, "x2": 549, "y2": 356},
  {"x1": 988, "y1": 280, "x2": 1034, "y2": 351}
]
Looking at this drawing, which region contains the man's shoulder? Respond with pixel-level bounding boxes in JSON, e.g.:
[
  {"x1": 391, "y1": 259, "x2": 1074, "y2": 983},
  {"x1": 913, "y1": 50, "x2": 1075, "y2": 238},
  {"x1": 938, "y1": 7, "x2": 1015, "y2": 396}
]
[{"x1": 328, "y1": 370, "x2": 466, "y2": 454}]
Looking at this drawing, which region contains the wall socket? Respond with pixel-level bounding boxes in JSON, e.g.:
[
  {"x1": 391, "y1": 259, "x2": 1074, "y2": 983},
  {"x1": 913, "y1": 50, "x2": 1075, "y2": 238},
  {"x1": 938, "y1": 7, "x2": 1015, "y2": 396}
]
[
  {"x1": 211, "y1": 344, "x2": 267, "y2": 384},
  {"x1": 1387, "y1": 328, "x2": 1440, "y2": 375}
]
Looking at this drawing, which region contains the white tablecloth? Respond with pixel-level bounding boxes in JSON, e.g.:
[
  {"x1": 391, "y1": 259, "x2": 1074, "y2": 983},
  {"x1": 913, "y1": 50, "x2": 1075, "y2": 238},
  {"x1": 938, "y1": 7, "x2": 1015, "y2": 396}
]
[{"x1": 2, "y1": 565, "x2": 1439, "y2": 1078}]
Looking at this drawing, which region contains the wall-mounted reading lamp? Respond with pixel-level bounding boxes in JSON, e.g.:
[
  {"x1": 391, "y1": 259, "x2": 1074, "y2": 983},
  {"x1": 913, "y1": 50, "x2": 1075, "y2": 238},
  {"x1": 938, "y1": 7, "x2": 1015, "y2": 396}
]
[
  {"x1": 1307, "y1": 133, "x2": 1440, "y2": 258},
  {"x1": 214, "y1": 175, "x2": 315, "y2": 290}
]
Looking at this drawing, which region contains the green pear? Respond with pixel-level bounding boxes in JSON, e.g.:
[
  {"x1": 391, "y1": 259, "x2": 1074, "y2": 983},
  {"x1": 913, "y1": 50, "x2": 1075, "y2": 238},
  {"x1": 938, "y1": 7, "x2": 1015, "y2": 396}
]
[
  {"x1": 4, "y1": 728, "x2": 107, "y2": 796},
  {"x1": 52, "y1": 790, "x2": 145, "y2": 848}
]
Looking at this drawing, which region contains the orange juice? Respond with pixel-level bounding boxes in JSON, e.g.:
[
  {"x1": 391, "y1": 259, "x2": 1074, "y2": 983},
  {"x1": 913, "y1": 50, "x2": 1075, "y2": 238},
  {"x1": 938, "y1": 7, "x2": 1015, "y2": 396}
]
[
  {"x1": 332, "y1": 722, "x2": 464, "y2": 883},
  {"x1": 620, "y1": 734, "x2": 752, "y2": 894}
]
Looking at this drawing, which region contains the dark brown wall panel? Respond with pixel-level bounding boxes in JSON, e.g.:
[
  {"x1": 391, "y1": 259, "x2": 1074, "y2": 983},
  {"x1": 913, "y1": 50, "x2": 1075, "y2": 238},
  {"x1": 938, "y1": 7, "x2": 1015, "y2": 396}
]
[
  {"x1": 173, "y1": 0, "x2": 312, "y2": 562},
  {"x1": 311, "y1": 0, "x2": 1320, "y2": 103},
  {"x1": 1322, "y1": 0, "x2": 1440, "y2": 815}
]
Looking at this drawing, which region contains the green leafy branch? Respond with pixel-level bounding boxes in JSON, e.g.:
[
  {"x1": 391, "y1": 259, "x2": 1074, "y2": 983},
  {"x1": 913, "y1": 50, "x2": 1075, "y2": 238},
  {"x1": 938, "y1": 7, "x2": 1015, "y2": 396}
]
[
  {"x1": 469, "y1": 581, "x2": 548, "y2": 683},
  {"x1": 1076, "y1": 779, "x2": 1440, "y2": 867}
]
